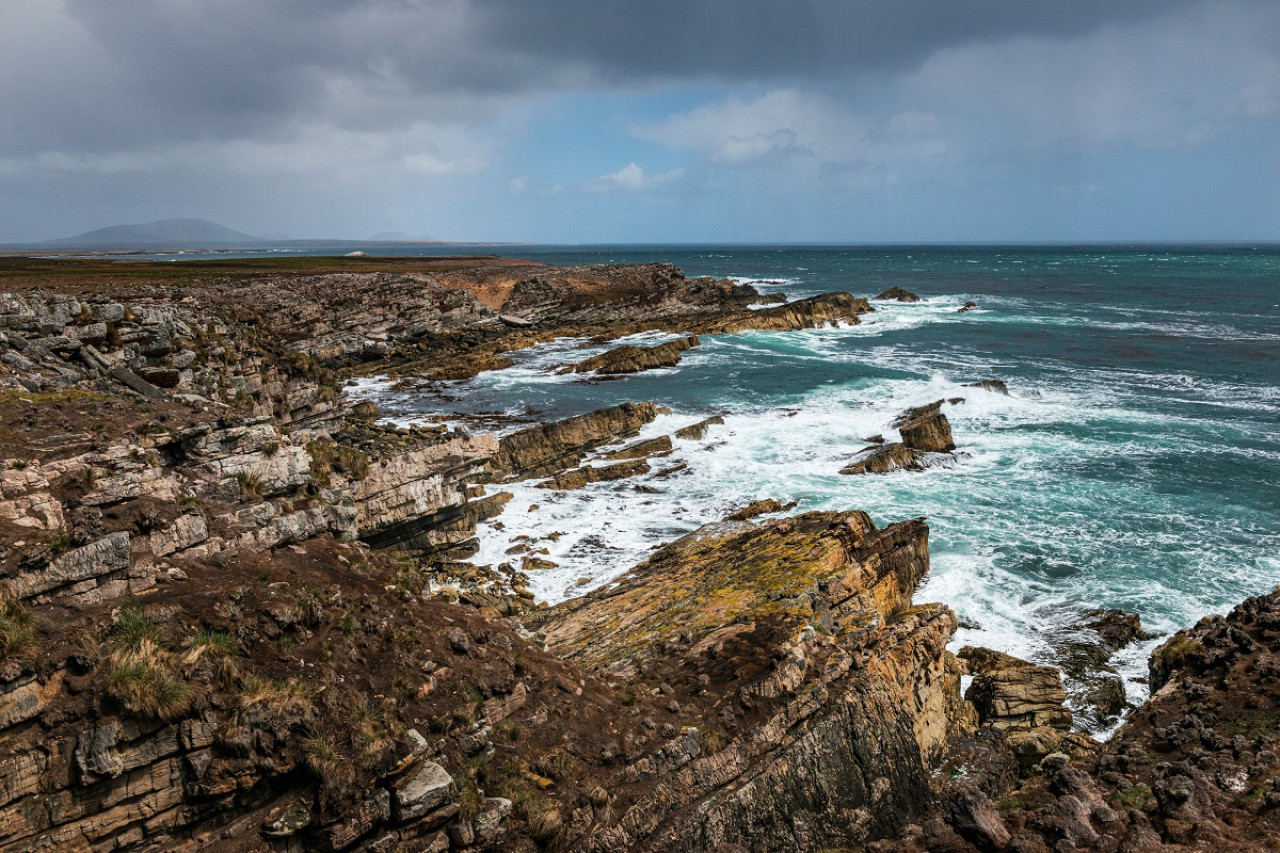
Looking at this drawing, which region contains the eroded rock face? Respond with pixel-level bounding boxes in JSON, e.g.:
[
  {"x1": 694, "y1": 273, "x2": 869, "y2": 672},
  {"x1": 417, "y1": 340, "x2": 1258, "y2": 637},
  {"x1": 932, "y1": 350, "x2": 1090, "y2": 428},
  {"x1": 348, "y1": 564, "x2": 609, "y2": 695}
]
[
  {"x1": 539, "y1": 511, "x2": 974, "y2": 851},
  {"x1": 913, "y1": 589, "x2": 1280, "y2": 853},
  {"x1": 484, "y1": 402, "x2": 658, "y2": 482}
]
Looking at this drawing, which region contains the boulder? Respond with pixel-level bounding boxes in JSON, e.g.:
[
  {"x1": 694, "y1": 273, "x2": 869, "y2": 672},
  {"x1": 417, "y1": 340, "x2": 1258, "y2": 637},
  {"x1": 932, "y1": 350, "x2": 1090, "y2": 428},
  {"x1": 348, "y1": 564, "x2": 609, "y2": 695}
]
[
  {"x1": 899, "y1": 412, "x2": 955, "y2": 453},
  {"x1": 840, "y1": 443, "x2": 926, "y2": 475},
  {"x1": 393, "y1": 760, "x2": 456, "y2": 822},
  {"x1": 962, "y1": 648, "x2": 1073, "y2": 731}
]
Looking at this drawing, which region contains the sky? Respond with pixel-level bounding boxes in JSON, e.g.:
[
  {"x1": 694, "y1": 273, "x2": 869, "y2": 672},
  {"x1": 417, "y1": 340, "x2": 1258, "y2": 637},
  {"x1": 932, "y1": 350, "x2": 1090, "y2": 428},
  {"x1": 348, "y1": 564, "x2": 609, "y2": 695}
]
[{"x1": 1, "y1": 0, "x2": 1278, "y2": 244}]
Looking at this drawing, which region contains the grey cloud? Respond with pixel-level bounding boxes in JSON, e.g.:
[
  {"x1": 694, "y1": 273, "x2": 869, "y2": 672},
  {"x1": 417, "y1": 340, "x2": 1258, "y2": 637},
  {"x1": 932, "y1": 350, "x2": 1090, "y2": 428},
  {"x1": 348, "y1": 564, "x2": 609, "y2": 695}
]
[
  {"x1": 475, "y1": 0, "x2": 1201, "y2": 82},
  {"x1": 4, "y1": 0, "x2": 1205, "y2": 158}
]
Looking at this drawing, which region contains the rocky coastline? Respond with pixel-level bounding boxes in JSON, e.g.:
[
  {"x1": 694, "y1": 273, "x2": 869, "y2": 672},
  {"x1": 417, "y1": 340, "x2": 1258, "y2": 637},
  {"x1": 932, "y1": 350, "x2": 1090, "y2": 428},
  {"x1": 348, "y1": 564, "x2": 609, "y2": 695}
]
[{"x1": 1, "y1": 255, "x2": 1276, "y2": 852}]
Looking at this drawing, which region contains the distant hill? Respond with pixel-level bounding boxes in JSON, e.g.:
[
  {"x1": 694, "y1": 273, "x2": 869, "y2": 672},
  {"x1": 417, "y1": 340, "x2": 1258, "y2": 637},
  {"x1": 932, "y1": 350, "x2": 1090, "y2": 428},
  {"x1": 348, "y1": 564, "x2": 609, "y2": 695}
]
[
  {"x1": 42, "y1": 218, "x2": 265, "y2": 249},
  {"x1": 367, "y1": 231, "x2": 437, "y2": 242}
]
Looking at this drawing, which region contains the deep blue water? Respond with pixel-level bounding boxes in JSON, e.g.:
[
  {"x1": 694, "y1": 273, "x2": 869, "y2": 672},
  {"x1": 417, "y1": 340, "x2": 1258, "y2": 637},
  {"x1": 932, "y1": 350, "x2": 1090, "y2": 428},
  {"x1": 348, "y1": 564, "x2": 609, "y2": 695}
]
[{"x1": 149, "y1": 243, "x2": 1280, "y2": 721}]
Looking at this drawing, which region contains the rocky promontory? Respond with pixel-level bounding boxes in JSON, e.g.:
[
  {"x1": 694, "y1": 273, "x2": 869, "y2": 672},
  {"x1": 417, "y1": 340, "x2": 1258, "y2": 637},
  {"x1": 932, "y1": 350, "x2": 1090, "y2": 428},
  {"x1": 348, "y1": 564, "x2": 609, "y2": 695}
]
[{"x1": 0, "y1": 255, "x2": 1274, "y2": 853}]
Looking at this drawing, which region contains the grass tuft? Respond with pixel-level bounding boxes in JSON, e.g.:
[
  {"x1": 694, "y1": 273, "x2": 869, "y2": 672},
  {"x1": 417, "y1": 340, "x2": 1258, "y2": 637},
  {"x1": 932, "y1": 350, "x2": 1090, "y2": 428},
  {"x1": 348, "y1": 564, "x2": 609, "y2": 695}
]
[{"x1": 0, "y1": 597, "x2": 36, "y2": 659}]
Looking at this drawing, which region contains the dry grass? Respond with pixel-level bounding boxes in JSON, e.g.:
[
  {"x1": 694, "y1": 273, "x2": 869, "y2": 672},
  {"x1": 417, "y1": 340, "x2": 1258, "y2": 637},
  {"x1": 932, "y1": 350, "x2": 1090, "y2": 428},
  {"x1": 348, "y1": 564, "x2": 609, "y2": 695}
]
[
  {"x1": 305, "y1": 439, "x2": 370, "y2": 487},
  {"x1": 237, "y1": 675, "x2": 316, "y2": 729},
  {"x1": 303, "y1": 733, "x2": 354, "y2": 788},
  {"x1": 183, "y1": 629, "x2": 240, "y2": 685},
  {"x1": 0, "y1": 597, "x2": 36, "y2": 659},
  {"x1": 106, "y1": 639, "x2": 193, "y2": 721}
]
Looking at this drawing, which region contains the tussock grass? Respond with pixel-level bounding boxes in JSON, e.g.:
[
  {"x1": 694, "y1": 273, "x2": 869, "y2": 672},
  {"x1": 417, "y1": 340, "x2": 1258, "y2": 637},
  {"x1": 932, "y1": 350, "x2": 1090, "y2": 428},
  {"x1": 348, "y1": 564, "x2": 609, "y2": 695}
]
[
  {"x1": 106, "y1": 639, "x2": 193, "y2": 720},
  {"x1": 304, "y1": 733, "x2": 354, "y2": 788},
  {"x1": 237, "y1": 675, "x2": 315, "y2": 728},
  {"x1": 306, "y1": 439, "x2": 370, "y2": 487},
  {"x1": 234, "y1": 470, "x2": 265, "y2": 499},
  {"x1": 0, "y1": 597, "x2": 36, "y2": 659}
]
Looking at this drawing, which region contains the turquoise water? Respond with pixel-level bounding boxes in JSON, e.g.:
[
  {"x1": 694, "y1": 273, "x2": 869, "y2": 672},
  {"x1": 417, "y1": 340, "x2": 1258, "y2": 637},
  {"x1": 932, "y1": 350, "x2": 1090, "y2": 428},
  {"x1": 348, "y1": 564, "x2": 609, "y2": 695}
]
[{"x1": 345, "y1": 244, "x2": 1280, "y2": 716}]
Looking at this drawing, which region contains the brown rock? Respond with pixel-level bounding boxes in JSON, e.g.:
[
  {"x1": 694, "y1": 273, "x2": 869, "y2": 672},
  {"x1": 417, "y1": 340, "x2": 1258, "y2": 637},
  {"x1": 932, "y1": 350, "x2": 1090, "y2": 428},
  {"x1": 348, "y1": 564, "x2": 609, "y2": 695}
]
[
  {"x1": 724, "y1": 499, "x2": 791, "y2": 521},
  {"x1": 840, "y1": 443, "x2": 926, "y2": 475},
  {"x1": 487, "y1": 402, "x2": 658, "y2": 481},
  {"x1": 875, "y1": 287, "x2": 922, "y2": 302},
  {"x1": 604, "y1": 435, "x2": 673, "y2": 460},
  {"x1": 674, "y1": 416, "x2": 725, "y2": 441},
  {"x1": 899, "y1": 412, "x2": 955, "y2": 453},
  {"x1": 964, "y1": 650, "x2": 1073, "y2": 731},
  {"x1": 574, "y1": 336, "x2": 699, "y2": 375},
  {"x1": 536, "y1": 458, "x2": 651, "y2": 490}
]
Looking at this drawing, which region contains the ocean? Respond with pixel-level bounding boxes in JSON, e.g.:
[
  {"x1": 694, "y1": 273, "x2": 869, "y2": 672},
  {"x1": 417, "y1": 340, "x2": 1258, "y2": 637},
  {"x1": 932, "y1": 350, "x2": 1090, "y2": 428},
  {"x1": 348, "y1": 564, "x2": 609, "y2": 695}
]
[{"x1": 148, "y1": 243, "x2": 1280, "y2": 723}]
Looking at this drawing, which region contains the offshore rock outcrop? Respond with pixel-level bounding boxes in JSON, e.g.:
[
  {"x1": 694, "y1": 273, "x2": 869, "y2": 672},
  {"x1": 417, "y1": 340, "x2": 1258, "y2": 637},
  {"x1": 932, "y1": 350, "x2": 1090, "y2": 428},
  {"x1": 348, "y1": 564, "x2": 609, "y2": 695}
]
[
  {"x1": 570, "y1": 335, "x2": 700, "y2": 375},
  {"x1": 697, "y1": 291, "x2": 872, "y2": 334},
  {"x1": 876, "y1": 286, "x2": 922, "y2": 302}
]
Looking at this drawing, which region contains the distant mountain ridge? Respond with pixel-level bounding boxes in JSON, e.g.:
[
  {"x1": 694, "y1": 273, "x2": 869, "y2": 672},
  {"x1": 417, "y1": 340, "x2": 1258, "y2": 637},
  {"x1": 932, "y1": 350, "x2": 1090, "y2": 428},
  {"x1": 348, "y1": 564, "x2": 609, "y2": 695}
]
[{"x1": 42, "y1": 218, "x2": 265, "y2": 249}]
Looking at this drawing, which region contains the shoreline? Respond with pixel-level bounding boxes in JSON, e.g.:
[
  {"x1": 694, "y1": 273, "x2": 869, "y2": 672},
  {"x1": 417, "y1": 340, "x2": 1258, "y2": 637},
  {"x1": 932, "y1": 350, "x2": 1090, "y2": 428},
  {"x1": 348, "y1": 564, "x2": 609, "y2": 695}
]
[{"x1": 0, "y1": 254, "x2": 1276, "y2": 851}]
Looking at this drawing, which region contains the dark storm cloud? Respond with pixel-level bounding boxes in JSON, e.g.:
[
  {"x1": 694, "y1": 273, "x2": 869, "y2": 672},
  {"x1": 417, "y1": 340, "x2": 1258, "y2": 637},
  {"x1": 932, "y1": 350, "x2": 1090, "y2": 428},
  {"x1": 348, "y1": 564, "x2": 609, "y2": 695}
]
[
  {"x1": 475, "y1": 0, "x2": 1198, "y2": 82},
  {"x1": 5, "y1": 0, "x2": 1199, "y2": 156}
]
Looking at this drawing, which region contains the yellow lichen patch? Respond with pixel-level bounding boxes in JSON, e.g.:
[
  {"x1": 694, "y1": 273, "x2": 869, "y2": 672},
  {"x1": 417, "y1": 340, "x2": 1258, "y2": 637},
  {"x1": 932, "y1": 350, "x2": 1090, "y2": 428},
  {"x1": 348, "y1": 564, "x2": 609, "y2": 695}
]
[{"x1": 538, "y1": 511, "x2": 930, "y2": 672}]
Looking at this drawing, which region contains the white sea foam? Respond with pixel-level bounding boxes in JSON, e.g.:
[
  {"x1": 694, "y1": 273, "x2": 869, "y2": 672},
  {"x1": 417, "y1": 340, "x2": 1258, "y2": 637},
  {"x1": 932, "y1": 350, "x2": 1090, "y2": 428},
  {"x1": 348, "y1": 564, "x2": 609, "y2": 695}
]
[{"x1": 353, "y1": 289, "x2": 1280, "y2": 736}]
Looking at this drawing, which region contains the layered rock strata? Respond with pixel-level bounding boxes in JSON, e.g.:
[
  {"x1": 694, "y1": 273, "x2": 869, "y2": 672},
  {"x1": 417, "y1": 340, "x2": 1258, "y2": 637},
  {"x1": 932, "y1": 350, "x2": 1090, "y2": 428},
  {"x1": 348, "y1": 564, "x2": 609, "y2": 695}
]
[
  {"x1": 538, "y1": 511, "x2": 975, "y2": 851},
  {"x1": 570, "y1": 335, "x2": 699, "y2": 375}
]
